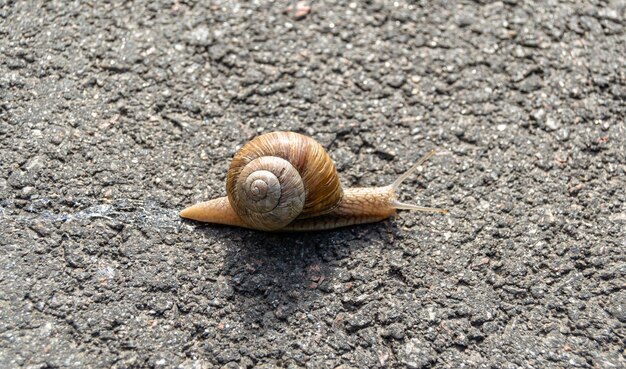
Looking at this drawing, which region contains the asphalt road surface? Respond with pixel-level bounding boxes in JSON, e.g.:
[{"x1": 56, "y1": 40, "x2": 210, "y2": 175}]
[{"x1": 1, "y1": 1, "x2": 625, "y2": 368}]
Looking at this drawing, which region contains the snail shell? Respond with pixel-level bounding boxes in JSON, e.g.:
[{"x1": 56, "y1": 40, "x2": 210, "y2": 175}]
[
  {"x1": 180, "y1": 131, "x2": 447, "y2": 231},
  {"x1": 226, "y1": 131, "x2": 342, "y2": 230}
]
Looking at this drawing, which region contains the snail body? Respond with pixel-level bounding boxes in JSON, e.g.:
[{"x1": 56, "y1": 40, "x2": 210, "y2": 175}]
[{"x1": 180, "y1": 131, "x2": 446, "y2": 231}]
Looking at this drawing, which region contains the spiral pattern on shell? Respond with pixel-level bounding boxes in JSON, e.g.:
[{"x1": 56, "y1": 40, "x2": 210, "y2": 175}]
[
  {"x1": 232, "y1": 156, "x2": 305, "y2": 230},
  {"x1": 227, "y1": 132, "x2": 343, "y2": 231}
]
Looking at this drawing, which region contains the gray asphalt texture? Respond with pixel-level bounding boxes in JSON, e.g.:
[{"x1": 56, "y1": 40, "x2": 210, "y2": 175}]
[{"x1": 1, "y1": 1, "x2": 625, "y2": 368}]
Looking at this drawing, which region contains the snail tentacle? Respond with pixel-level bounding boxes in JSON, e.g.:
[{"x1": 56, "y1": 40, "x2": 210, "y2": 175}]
[
  {"x1": 391, "y1": 149, "x2": 438, "y2": 190},
  {"x1": 389, "y1": 149, "x2": 448, "y2": 214}
]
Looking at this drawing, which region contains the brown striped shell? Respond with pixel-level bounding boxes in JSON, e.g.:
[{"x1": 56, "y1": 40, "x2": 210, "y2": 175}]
[{"x1": 226, "y1": 131, "x2": 343, "y2": 231}]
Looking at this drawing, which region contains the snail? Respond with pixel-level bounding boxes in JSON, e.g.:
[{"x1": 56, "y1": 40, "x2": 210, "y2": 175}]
[{"x1": 180, "y1": 131, "x2": 447, "y2": 231}]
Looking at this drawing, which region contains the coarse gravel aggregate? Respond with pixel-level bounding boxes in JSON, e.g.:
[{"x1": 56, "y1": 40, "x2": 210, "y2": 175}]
[{"x1": 0, "y1": 1, "x2": 625, "y2": 368}]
